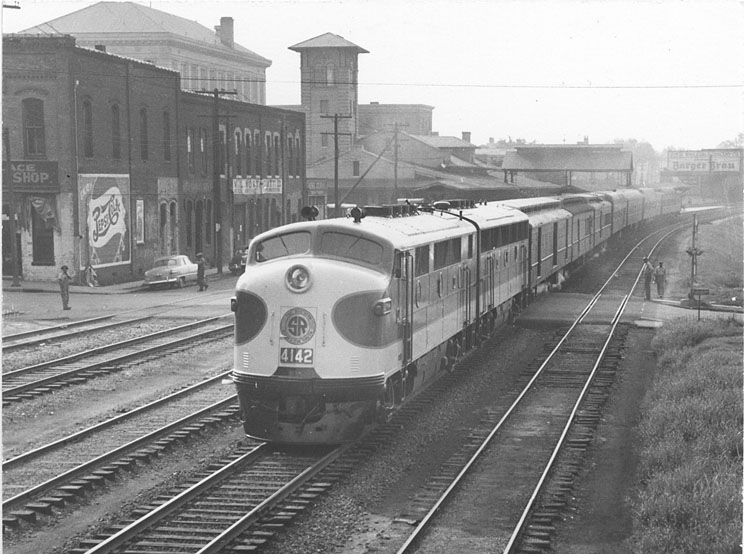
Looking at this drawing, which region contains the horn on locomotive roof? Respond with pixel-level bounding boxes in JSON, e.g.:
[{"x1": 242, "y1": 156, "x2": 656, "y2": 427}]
[
  {"x1": 350, "y1": 206, "x2": 365, "y2": 223},
  {"x1": 300, "y1": 206, "x2": 319, "y2": 221}
]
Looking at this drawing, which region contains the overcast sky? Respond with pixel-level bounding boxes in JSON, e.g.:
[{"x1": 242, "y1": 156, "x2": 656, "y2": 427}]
[{"x1": 3, "y1": 0, "x2": 743, "y2": 151}]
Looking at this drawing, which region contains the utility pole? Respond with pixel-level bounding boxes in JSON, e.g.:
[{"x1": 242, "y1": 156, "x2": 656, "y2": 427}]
[
  {"x1": 388, "y1": 122, "x2": 408, "y2": 203},
  {"x1": 3, "y1": 127, "x2": 20, "y2": 286},
  {"x1": 198, "y1": 88, "x2": 236, "y2": 273},
  {"x1": 321, "y1": 114, "x2": 351, "y2": 218},
  {"x1": 686, "y1": 213, "x2": 703, "y2": 299}
]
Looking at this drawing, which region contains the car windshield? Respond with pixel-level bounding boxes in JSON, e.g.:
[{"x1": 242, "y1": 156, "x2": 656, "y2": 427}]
[
  {"x1": 153, "y1": 258, "x2": 179, "y2": 268},
  {"x1": 319, "y1": 232, "x2": 384, "y2": 266},
  {"x1": 254, "y1": 232, "x2": 311, "y2": 262}
]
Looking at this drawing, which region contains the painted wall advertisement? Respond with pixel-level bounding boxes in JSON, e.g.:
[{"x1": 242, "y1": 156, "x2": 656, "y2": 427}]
[
  {"x1": 78, "y1": 174, "x2": 131, "y2": 268},
  {"x1": 667, "y1": 150, "x2": 742, "y2": 172}
]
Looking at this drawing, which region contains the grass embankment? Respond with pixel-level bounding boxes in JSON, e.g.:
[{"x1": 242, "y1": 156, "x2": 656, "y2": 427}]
[{"x1": 628, "y1": 319, "x2": 743, "y2": 553}]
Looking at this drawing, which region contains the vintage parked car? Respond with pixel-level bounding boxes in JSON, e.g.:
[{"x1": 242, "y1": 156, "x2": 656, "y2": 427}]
[{"x1": 143, "y1": 255, "x2": 198, "y2": 288}]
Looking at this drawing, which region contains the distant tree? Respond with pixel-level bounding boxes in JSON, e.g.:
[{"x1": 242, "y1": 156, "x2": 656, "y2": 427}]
[{"x1": 717, "y1": 133, "x2": 744, "y2": 148}]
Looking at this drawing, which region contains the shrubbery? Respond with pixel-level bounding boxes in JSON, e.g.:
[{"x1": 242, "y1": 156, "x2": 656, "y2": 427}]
[{"x1": 628, "y1": 319, "x2": 742, "y2": 554}]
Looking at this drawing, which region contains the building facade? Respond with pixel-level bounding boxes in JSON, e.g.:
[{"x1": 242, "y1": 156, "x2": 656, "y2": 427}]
[
  {"x1": 20, "y1": 2, "x2": 270, "y2": 104},
  {"x1": 3, "y1": 35, "x2": 305, "y2": 284}
]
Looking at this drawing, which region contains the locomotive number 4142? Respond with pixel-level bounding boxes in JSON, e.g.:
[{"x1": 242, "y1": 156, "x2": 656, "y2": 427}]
[{"x1": 280, "y1": 347, "x2": 314, "y2": 364}]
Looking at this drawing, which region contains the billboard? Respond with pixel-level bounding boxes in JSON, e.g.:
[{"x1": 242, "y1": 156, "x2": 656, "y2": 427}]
[
  {"x1": 667, "y1": 149, "x2": 742, "y2": 172},
  {"x1": 78, "y1": 174, "x2": 131, "y2": 268}
]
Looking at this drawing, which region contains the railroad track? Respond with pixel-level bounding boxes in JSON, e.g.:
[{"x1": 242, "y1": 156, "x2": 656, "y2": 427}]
[
  {"x1": 66, "y1": 444, "x2": 343, "y2": 554},
  {"x1": 2, "y1": 315, "x2": 232, "y2": 404},
  {"x1": 391, "y1": 225, "x2": 675, "y2": 554},
  {"x1": 1, "y1": 315, "x2": 153, "y2": 353},
  {"x1": 2, "y1": 372, "x2": 239, "y2": 529}
]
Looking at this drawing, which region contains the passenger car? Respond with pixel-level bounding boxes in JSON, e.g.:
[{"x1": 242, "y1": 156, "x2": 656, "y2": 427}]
[{"x1": 143, "y1": 255, "x2": 198, "y2": 288}]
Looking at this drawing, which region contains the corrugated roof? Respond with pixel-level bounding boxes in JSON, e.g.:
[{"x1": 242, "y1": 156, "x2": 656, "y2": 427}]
[
  {"x1": 289, "y1": 32, "x2": 368, "y2": 53},
  {"x1": 502, "y1": 146, "x2": 633, "y2": 172},
  {"x1": 21, "y1": 1, "x2": 270, "y2": 64}
]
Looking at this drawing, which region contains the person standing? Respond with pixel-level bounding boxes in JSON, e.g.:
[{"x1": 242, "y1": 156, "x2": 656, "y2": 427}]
[
  {"x1": 57, "y1": 264, "x2": 73, "y2": 310},
  {"x1": 643, "y1": 257, "x2": 654, "y2": 300},
  {"x1": 654, "y1": 261, "x2": 667, "y2": 299},
  {"x1": 196, "y1": 252, "x2": 208, "y2": 292}
]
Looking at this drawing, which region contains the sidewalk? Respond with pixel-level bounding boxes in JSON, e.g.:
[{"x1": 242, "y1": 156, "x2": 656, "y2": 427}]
[{"x1": 2, "y1": 267, "x2": 230, "y2": 295}]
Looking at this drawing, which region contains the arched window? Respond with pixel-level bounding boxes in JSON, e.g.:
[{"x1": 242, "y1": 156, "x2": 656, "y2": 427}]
[
  {"x1": 265, "y1": 133, "x2": 272, "y2": 177},
  {"x1": 295, "y1": 138, "x2": 301, "y2": 177},
  {"x1": 22, "y1": 98, "x2": 46, "y2": 157},
  {"x1": 245, "y1": 131, "x2": 252, "y2": 176},
  {"x1": 163, "y1": 110, "x2": 171, "y2": 161},
  {"x1": 274, "y1": 135, "x2": 280, "y2": 176},
  {"x1": 187, "y1": 128, "x2": 195, "y2": 173},
  {"x1": 200, "y1": 129, "x2": 208, "y2": 175},
  {"x1": 185, "y1": 200, "x2": 193, "y2": 247},
  {"x1": 288, "y1": 137, "x2": 294, "y2": 177},
  {"x1": 111, "y1": 104, "x2": 121, "y2": 159},
  {"x1": 234, "y1": 131, "x2": 242, "y2": 176},
  {"x1": 82, "y1": 100, "x2": 94, "y2": 158},
  {"x1": 139, "y1": 108, "x2": 149, "y2": 160},
  {"x1": 254, "y1": 131, "x2": 261, "y2": 176},
  {"x1": 205, "y1": 199, "x2": 212, "y2": 245}
]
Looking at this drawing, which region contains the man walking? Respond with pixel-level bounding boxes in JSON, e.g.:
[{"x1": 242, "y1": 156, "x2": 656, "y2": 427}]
[
  {"x1": 58, "y1": 264, "x2": 73, "y2": 310},
  {"x1": 654, "y1": 261, "x2": 667, "y2": 299},
  {"x1": 643, "y1": 257, "x2": 654, "y2": 301},
  {"x1": 196, "y1": 252, "x2": 208, "y2": 292}
]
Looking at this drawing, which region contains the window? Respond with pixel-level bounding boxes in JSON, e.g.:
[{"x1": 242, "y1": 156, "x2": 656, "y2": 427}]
[
  {"x1": 321, "y1": 133, "x2": 329, "y2": 147},
  {"x1": 139, "y1": 108, "x2": 149, "y2": 160},
  {"x1": 245, "y1": 132, "x2": 252, "y2": 176},
  {"x1": 295, "y1": 138, "x2": 301, "y2": 177},
  {"x1": 256, "y1": 231, "x2": 311, "y2": 261},
  {"x1": 205, "y1": 199, "x2": 212, "y2": 244},
  {"x1": 22, "y1": 99, "x2": 46, "y2": 158},
  {"x1": 320, "y1": 232, "x2": 383, "y2": 265},
  {"x1": 288, "y1": 137, "x2": 294, "y2": 177},
  {"x1": 82, "y1": 100, "x2": 94, "y2": 158},
  {"x1": 219, "y1": 129, "x2": 226, "y2": 175},
  {"x1": 326, "y1": 65, "x2": 334, "y2": 85},
  {"x1": 265, "y1": 133, "x2": 271, "y2": 176},
  {"x1": 163, "y1": 111, "x2": 171, "y2": 161},
  {"x1": 200, "y1": 129, "x2": 208, "y2": 175},
  {"x1": 111, "y1": 104, "x2": 121, "y2": 159},
  {"x1": 415, "y1": 245, "x2": 430, "y2": 276},
  {"x1": 320, "y1": 99, "x2": 329, "y2": 113},
  {"x1": 254, "y1": 131, "x2": 261, "y2": 175},
  {"x1": 234, "y1": 131, "x2": 242, "y2": 175},
  {"x1": 434, "y1": 238, "x2": 461, "y2": 270},
  {"x1": 353, "y1": 160, "x2": 360, "y2": 176},
  {"x1": 187, "y1": 129, "x2": 195, "y2": 173},
  {"x1": 185, "y1": 200, "x2": 193, "y2": 247},
  {"x1": 274, "y1": 135, "x2": 280, "y2": 176}
]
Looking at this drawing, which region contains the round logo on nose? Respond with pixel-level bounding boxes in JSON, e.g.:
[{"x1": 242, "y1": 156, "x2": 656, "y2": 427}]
[{"x1": 280, "y1": 308, "x2": 316, "y2": 345}]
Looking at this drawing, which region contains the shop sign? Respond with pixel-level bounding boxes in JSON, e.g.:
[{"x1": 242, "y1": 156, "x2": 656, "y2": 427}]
[
  {"x1": 232, "y1": 178, "x2": 282, "y2": 195},
  {"x1": 2, "y1": 161, "x2": 59, "y2": 192}
]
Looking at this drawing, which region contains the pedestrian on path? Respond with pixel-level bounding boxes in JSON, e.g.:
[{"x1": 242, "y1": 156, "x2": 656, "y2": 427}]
[
  {"x1": 196, "y1": 252, "x2": 208, "y2": 292},
  {"x1": 57, "y1": 264, "x2": 73, "y2": 310},
  {"x1": 643, "y1": 257, "x2": 654, "y2": 300},
  {"x1": 654, "y1": 261, "x2": 666, "y2": 299}
]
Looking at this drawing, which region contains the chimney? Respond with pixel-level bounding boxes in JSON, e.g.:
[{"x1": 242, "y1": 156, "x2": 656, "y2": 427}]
[
  {"x1": 215, "y1": 17, "x2": 234, "y2": 48},
  {"x1": 462, "y1": 131, "x2": 471, "y2": 143}
]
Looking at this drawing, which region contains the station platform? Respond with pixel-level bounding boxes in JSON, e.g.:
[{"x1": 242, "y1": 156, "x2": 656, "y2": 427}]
[{"x1": 516, "y1": 291, "x2": 743, "y2": 328}]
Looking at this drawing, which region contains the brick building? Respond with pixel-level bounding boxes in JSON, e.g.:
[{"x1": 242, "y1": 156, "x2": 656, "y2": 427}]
[{"x1": 3, "y1": 35, "x2": 305, "y2": 284}]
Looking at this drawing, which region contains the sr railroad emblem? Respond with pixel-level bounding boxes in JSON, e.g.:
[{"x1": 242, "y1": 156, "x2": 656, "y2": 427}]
[{"x1": 280, "y1": 308, "x2": 316, "y2": 345}]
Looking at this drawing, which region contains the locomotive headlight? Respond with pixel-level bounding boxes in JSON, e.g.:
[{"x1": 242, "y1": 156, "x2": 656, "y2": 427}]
[
  {"x1": 373, "y1": 298, "x2": 392, "y2": 316},
  {"x1": 286, "y1": 265, "x2": 311, "y2": 292}
]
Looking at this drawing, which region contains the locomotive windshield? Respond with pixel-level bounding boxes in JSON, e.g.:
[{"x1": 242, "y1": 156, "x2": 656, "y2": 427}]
[
  {"x1": 255, "y1": 231, "x2": 311, "y2": 262},
  {"x1": 319, "y1": 231, "x2": 384, "y2": 266}
]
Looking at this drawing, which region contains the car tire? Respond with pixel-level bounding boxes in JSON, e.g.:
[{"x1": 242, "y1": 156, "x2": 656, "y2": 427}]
[{"x1": 177, "y1": 276, "x2": 186, "y2": 288}]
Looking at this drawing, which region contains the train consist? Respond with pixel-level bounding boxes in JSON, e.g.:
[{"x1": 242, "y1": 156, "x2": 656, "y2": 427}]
[{"x1": 231, "y1": 187, "x2": 681, "y2": 444}]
